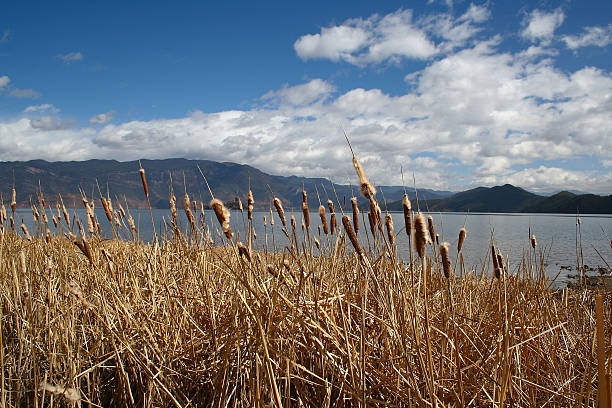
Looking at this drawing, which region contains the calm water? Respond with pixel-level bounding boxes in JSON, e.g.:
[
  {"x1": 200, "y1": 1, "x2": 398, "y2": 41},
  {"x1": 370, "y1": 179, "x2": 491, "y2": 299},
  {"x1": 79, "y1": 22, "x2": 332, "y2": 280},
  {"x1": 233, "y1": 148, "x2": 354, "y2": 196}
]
[{"x1": 13, "y1": 208, "x2": 612, "y2": 286}]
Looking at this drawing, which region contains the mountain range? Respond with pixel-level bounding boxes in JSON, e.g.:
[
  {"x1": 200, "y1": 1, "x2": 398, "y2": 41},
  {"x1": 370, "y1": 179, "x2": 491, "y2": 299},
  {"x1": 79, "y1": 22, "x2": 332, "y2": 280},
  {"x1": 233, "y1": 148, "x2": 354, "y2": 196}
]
[{"x1": 1, "y1": 159, "x2": 610, "y2": 214}]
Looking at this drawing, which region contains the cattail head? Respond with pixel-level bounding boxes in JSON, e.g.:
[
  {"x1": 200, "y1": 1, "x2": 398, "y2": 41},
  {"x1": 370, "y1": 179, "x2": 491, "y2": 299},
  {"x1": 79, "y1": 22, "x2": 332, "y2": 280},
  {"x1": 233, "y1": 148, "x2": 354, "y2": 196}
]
[
  {"x1": 530, "y1": 234, "x2": 537, "y2": 249},
  {"x1": 128, "y1": 215, "x2": 137, "y2": 234},
  {"x1": 138, "y1": 165, "x2": 149, "y2": 198},
  {"x1": 402, "y1": 194, "x2": 412, "y2": 236},
  {"x1": 350, "y1": 197, "x2": 359, "y2": 233},
  {"x1": 368, "y1": 210, "x2": 376, "y2": 236},
  {"x1": 169, "y1": 194, "x2": 177, "y2": 222},
  {"x1": 237, "y1": 197, "x2": 243, "y2": 213},
  {"x1": 45, "y1": 227, "x2": 51, "y2": 244},
  {"x1": 10, "y1": 215, "x2": 14, "y2": 231},
  {"x1": 328, "y1": 200, "x2": 337, "y2": 234},
  {"x1": 237, "y1": 241, "x2": 251, "y2": 262},
  {"x1": 327, "y1": 199, "x2": 334, "y2": 213},
  {"x1": 577, "y1": 217, "x2": 581, "y2": 225},
  {"x1": 414, "y1": 213, "x2": 430, "y2": 259},
  {"x1": 273, "y1": 198, "x2": 286, "y2": 227},
  {"x1": 491, "y1": 244, "x2": 501, "y2": 278},
  {"x1": 458, "y1": 228, "x2": 467, "y2": 252},
  {"x1": 269, "y1": 208, "x2": 274, "y2": 226},
  {"x1": 62, "y1": 204, "x2": 70, "y2": 226},
  {"x1": 247, "y1": 190, "x2": 254, "y2": 221},
  {"x1": 52, "y1": 215, "x2": 58, "y2": 228},
  {"x1": 290, "y1": 215, "x2": 296, "y2": 234},
  {"x1": 11, "y1": 188, "x2": 16, "y2": 213},
  {"x1": 343, "y1": 215, "x2": 363, "y2": 258},
  {"x1": 440, "y1": 242, "x2": 452, "y2": 278},
  {"x1": 101, "y1": 197, "x2": 112, "y2": 222},
  {"x1": 427, "y1": 216, "x2": 435, "y2": 244},
  {"x1": 21, "y1": 222, "x2": 32, "y2": 241},
  {"x1": 302, "y1": 191, "x2": 310, "y2": 229},
  {"x1": 1, "y1": 204, "x2": 6, "y2": 223},
  {"x1": 263, "y1": 215, "x2": 267, "y2": 227},
  {"x1": 318, "y1": 205, "x2": 329, "y2": 235},
  {"x1": 353, "y1": 156, "x2": 376, "y2": 200},
  {"x1": 385, "y1": 213, "x2": 395, "y2": 247},
  {"x1": 211, "y1": 198, "x2": 233, "y2": 239},
  {"x1": 32, "y1": 205, "x2": 40, "y2": 221}
]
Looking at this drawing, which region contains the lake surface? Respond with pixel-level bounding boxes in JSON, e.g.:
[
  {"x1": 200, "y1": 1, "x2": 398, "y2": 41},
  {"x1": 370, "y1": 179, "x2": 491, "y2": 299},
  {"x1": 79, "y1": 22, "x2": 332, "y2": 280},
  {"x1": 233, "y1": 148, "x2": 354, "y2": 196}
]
[{"x1": 12, "y1": 208, "x2": 611, "y2": 286}]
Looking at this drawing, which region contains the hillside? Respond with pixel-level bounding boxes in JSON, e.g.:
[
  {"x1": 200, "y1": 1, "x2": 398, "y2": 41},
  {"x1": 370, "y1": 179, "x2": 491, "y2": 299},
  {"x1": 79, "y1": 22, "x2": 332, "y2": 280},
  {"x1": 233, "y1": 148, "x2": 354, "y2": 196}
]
[
  {"x1": 389, "y1": 184, "x2": 612, "y2": 214},
  {"x1": 0, "y1": 159, "x2": 451, "y2": 210}
]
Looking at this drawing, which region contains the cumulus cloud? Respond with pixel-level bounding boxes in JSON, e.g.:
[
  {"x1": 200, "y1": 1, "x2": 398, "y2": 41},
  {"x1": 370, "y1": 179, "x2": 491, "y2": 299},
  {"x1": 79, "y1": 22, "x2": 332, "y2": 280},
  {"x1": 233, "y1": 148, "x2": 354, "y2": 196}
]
[
  {"x1": 294, "y1": 6, "x2": 489, "y2": 65},
  {"x1": 55, "y1": 52, "x2": 83, "y2": 64},
  {"x1": 30, "y1": 116, "x2": 75, "y2": 130},
  {"x1": 563, "y1": 24, "x2": 612, "y2": 49},
  {"x1": 521, "y1": 8, "x2": 565, "y2": 44},
  {"x1": 24, "y1": 104, "x2": 59, "y2": 114},
  {"x1": 8, "y1": 88, "x2": 41, "y2": 98},
  {"x1": 262, "y1": 79, "x2": 335, "y2": 106},
  {"x1": 0, "y1": 75, "x2": 9, "y2": 90},
  {"x1": 89, "y1": 111, "x2": 115, "y2": 125}
]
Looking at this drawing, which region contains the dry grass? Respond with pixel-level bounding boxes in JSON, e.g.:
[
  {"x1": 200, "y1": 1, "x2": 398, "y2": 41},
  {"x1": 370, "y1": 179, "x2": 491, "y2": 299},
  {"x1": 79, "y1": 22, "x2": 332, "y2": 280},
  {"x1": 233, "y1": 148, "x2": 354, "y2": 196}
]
[{"x1": 1, "y1": 161, "x2": 611, "y2": 407}]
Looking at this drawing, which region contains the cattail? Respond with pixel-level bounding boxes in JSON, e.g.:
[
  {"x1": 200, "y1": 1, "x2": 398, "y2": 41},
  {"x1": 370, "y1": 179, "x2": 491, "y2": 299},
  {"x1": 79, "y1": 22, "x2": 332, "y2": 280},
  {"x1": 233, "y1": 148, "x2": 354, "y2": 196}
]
[
  {"x1": 62, "y1": 204, "x2": 70, "y2": 226},
  {"x1": 41, "y1": 207, "x2": 48, "y2": 225},
  {"x1": 302, "y1": 191, "x2": 310, "y2": 229},
  {"x1": 237, "y1": 197, "x2": 243, "y2": 213},
  {"x1": 314, "y1": 238, "x2": 320, "y2": 249},
  {"x1": 352, "y1": 156, "x2": 376, "y2": 200},
  {"x1": 350, "y1": 197, "x2": 359, "y2": 233},
  {"x1": 45, "y1": 227, "x2": 51, "y2": 244},
  {"x1": 211, "y1": 198, "x2": 233, "y2": 239},
  {"x1": 169, "y1": 194, "x2": 177, "y2": 223},
  {"x1": 237, "y1": 241, "x2": 251, "y2": 262},
  {"x1": 76, "y1": 218, "x2": 84, "y2": 236},
  {"x1": 491, "y1": 245, "x2": 501, "y2": 279},
  {"x1": 118, "y1": 204, "x2": 126, "y2": 219},
  {"x1": 32, "y1": 205, "x2": 40, "y2": 221},
  {"x1": 247, "y1": 190, "x2": 254, "y2": 221},
  {"x1": 301, "y1": 220, "x2": 305, "y2": 230},
  {"x1": 128, "y1": 215, "x2": 137, "y2": 234},
  {"x1": 10, "y1": 216, "x2": 14, "y2": 231},
  {"x1": 269, "y1": 208, "x2": 274, "y2": 226},
  {"x1": 11, "y1": 188, "x2": 16, "y2": 214},
  {"x1": 385, "y1": 213, "x2": 395, "y2": 247},
  {"x1": 52, "y1": 215, "x2": 58, "y2": 228},
  {"x1": 139, "y1": 164, "x2": 148, "y2": 198},
  {"x1": 107, "y1": 197, "x2": 113, "y2": 214},
  {"x1": 319, "y1": 205, "x2": 329, "y2": 235},
  {"x1": 440, "y1": 242, "x2": 452, "y2": 278},
  {"x1": 327, "y1": 200, "x2": 336, "y2": 234},
  {"x1": 263, "y1": 215, "x2": 267, "y2": 227},
  {"x1": 21, "y1": 222, "x2": 32, "y2": 241},
  {"x1": 530, "y1": 234, "x2": 537, "y2": 249},
  {"x1": 414, "y1": 213, "x2": 429, "y2": 259},
  {"x1": 497, "y1": 253, "x2": 504, "y2": 272},
  {"x1": 291, "y1": 215, "x2": 297, "y2": 235},
  {"x1": 192, "y1": 199, "x2": 198, "y2": 215},
  {"x1": 458, "y1": 228, "x2": 467, "y2": 252},
  {"x1": 402, "y1": 195, "x2": 412, "y2": 236},
  {"x1": 101, "y1": 197, "x2": 112, "y2": 222},
  {"x1": 435, "y1": 233, "x2": 439, "y2": 245},
  {"x1": 577, "y1": 217, "x2": 581, "y2": 225},
  {"x1": 343, "y1": 215, "x2": 363, "y2": 258},
  {"x1": 273, "y1": 198, "x2": 286, "y2": 227},
  {"x1": 368, "y1": 210, "x2": 376, "y2": 236},
  {"x1": 1, "y1": 204, "x2": 6, "y2": 224},
  {"x1": 283, "y1": 259, "x2": 290, "y2": 271},
  {"x1": 427, "y1": 216, "x2": 435, "y2": 245}
]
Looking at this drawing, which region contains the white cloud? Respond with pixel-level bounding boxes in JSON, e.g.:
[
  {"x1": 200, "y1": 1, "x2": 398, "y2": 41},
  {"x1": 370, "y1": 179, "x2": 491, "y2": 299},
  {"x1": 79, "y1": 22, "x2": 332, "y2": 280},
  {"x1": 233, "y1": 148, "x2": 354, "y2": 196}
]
[
  {"x1": 521, "y1": 8, "x2": 565, "y2": 44},
  {"x1": 55, "y1": 52, "x2": 83, "y2": 64},
  {"x1": 24, "y1": 104, "x2": 59, "y2": 114},
  {"x1": 30, "y1": 116, "x2": 75, "y2": 130},
  {"x1": 493, "y1": 166, "x2": 611, "y2": 195},
  {"x1": 89, "y1": 111, "x2": 115, "y2": 125},
  {"x1": 8, "y1": 88, "x2": 41, "y2": 98},
  {"x1": 563, "y1": 24, "x2": 612, "y2": 49},
  {"x1": 262, "y1": 79, "x2": 335, "y2": 106},
  {"x1": 294, "y1": 6, "x2": 489, "y2": 65},
  {"x1": 0, "y1": 75, "x2": 9, "y2": 90}
]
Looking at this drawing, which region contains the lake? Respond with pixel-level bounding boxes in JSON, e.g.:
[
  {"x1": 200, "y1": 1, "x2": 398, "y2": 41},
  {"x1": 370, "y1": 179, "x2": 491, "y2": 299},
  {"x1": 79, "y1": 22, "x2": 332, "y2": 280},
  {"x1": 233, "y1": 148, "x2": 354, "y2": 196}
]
[{"x1": 12, "y1": 208, "x2": 611, "y2": 286}]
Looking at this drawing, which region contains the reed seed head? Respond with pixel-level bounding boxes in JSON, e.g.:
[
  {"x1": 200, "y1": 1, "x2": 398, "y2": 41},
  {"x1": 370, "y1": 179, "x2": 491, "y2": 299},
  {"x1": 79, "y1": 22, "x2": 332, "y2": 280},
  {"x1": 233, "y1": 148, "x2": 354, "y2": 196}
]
[
  {"x1": 350, "y1": 197, "x2": 359, "y2": 233},
  {"x1": 440, "y1": 242, "x2": 452, "y2": 278},
  {"x1": 458, "y1": 228, "x2": 467, "y2": 252},
  {"x1": 273, "y1": 198, "x2": 286, "y2": 227},
  {"x1": 318, "y1": 205, "x2": 329, "y2": 235},
  {"x1": 211, "y1": 198, "x2": 233, "y2": 239},
  {"x1": 342, "y1": 215, "x2": 363, "y2": 258},
  {"x1": 414, "y1": 213, "x2": 430, "y2": 259}
]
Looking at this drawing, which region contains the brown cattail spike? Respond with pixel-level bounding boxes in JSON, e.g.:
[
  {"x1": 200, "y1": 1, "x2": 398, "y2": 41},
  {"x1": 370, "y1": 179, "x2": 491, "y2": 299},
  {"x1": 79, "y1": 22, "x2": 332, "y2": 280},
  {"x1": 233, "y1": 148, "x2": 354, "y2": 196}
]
[
  {"x1": 350, "y1": 197, "x2": 359, "y2": 233},
  {"x1": 247, "y1": 190, "x2": 254, "y2": 221},
  {"x1": 273, "y1": 198, "x2": 286, "y2": 227},
  {"x1": 170, "y1": 194, "x2": 177, "y2": 223},
  {"x1": 342, "y1": 215, "x2": 363, "y2": 258},
  {"x1": 458, "y1": 228, "x2": 467, "y2": 252},
  {"x1": 302, "y1": 191, "x2": 310, "y2": 229},
  {"x1": 237, "y1": 241, "x2": 251, "y2": 262},
  {"x1": 385, "y1": 213, "x2": 395, "y2": 247},
  {"x1": 440, "y1": 242, "x2": 452, "y2": 278},
  {"x1": 21, "y1": 222, "x2": 32, "y2": 241},
  {"x1": 427, "y1": 216, "x2": 435, "y2": 245},
  {"x1": 327, "y1": 200, "x2": 336, "y2": 235},
  {"x1": 353, "y1": 156, "x2": 376, "y2": 200},
  {"x1": 139, "y1": 166, "x2": 149, "y2": 198},
  {"x1": 318, "y1": 205, "x2": 329, "y2": 235},
  {"x1": 414, "y1": 213, "x2": 430, "y2": 259},
  {"x1": 402, "y1": 194, "x2": 412, "y2": 236},
  {"x1": 11, "y1": 188, "x2": 16, "y2": 214},
  {"x1": 211, "y1": 198, "x2": 233, "y2": 239},
  {"x1": 530, "y1": 234, "x2": 537, "y2": 249}
]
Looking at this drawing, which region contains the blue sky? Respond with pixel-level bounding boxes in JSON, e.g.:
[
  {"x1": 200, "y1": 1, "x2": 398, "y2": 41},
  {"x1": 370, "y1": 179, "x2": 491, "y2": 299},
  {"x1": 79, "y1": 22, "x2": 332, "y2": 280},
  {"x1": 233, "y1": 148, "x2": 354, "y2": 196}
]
[{"x1": 1, "y1": 0, "x2": 611, "y2": 194}]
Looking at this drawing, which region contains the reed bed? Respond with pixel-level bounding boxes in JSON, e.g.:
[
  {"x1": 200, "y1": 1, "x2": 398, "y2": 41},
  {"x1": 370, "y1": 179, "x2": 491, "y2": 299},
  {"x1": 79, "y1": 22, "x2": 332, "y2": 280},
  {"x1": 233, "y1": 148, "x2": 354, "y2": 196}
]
[{"x1": 0, "y1": 161, "x2": 611, "y2": 407}]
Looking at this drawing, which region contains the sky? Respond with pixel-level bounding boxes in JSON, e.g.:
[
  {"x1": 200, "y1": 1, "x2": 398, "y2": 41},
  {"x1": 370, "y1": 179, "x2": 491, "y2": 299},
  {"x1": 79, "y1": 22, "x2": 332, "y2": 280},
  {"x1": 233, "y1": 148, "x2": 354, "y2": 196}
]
[{"x1": 1, "y1": 0, "x2": 611, "y2": 194}]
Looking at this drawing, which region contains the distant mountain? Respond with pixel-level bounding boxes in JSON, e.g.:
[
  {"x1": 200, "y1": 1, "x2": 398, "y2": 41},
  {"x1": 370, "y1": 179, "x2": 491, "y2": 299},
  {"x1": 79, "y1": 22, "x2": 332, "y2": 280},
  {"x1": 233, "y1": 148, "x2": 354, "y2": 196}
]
[
  {"x1": 0, "y1": 159, "x2": 452, "y2": 210},
  {"x1": 388, "y1": 184, "x2": 612, "y2": 214}
]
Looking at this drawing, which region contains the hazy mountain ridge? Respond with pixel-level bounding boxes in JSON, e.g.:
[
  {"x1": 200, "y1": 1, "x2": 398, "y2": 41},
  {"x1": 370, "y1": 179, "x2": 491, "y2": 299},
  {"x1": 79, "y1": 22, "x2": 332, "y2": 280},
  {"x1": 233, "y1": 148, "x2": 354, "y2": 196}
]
[
  {"x1": 388, "y1": 184, "x2": 611, "y2": 214},
  {"x1": 0, "y1": 159, "x2": 451, "y2": 210}
]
